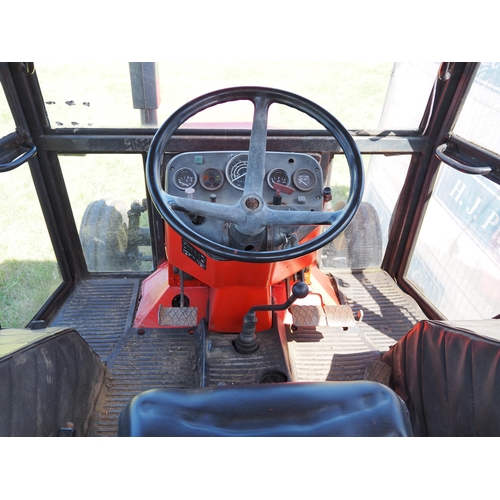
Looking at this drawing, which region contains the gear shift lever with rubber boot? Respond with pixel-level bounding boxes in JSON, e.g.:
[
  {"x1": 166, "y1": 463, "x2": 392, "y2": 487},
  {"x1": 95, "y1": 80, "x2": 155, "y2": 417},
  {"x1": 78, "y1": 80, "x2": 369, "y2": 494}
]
[{"x1": 234, "y1": 281, "x2": 309, "y2": 354}]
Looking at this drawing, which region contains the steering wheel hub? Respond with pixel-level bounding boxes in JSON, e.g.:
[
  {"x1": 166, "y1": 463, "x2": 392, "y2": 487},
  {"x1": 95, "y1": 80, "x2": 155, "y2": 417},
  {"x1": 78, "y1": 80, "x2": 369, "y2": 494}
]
[{"x1": 244, "y1": 196, "x2": 261, "y2": 211}]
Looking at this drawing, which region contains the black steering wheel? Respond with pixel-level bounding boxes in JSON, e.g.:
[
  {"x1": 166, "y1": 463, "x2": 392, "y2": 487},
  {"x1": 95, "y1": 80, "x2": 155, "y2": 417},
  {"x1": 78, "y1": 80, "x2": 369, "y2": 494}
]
[{"x1": 146, "y1": 87, "x2": 364, "y2": 263}]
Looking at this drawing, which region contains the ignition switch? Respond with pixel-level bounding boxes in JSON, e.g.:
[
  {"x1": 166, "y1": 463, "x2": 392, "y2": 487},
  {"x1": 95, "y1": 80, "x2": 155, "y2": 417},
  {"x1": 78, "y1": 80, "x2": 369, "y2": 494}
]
[{"x1": 272, "y1": 182, "x2": 295, "y2": 205}]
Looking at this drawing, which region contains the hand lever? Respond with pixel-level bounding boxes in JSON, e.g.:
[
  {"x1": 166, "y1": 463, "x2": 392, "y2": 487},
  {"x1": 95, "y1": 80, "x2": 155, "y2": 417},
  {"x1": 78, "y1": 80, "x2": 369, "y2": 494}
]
[{"x1": 234, "y1": 281, "x2": 309, "y2": 354}]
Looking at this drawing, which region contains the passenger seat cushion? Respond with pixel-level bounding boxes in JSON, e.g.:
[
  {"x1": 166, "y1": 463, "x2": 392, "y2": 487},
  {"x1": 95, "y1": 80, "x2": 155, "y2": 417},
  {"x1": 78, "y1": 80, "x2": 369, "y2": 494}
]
[
  {"x1": 118, "y1": 381, "x2": 412, "y2": 437},
  {"x1": 382, "y1": 319, "x2": 500, "y2": 437}
]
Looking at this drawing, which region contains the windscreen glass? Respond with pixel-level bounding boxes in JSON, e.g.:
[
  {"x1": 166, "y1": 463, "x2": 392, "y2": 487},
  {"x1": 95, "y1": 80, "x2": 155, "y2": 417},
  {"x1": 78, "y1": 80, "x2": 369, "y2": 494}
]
[
  {"x1": 35, "y1": 62, "x2": 438, "y2": 131},
  {"x1": 320, "y1": 154, "x2": 411, "y2": 269}
]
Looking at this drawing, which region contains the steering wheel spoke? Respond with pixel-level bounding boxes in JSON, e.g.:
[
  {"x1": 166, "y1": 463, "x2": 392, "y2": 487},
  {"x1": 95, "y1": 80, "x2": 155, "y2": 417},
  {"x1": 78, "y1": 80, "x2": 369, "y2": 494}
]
[
  {"x1": 243, "y1": 95, "x2": 271, "y2": 197},
  {"x1": 263, "y1": 206, "x2": 339, "y2": 227},
  {"x1": 162, "y1": 192, "x2": 242, "y2": 224}
]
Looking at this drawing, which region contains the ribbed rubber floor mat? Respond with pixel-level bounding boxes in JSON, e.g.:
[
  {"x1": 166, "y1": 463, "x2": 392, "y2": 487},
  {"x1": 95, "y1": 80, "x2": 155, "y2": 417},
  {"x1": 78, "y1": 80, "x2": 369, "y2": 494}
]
[
  {"x1": 331, "y1": 269, "x2": 426, "y2": 352},
  {"x1": 205, "y1": 330, "x2": 290, "y2": 386},
  {"x1": 287, "y1": 324, "x2": 381, "y2": 381},
  {"x1": 50, "y1": 279, "x2": 139, "y2": 362},
  {"x1": 94, "y1": 328, "x2": 196, "y2": 436},
  {"x1": 286, "y1": 269, "x2": 426, "y2": 382}
]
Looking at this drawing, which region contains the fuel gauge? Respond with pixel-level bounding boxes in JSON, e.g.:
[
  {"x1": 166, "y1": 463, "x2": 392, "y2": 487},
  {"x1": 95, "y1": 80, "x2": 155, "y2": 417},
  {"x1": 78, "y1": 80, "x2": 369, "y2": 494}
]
[
  {"x1": 173, "y1": 167, "x2": 198, "y2": 190},
  {"x1": 293, "y1": 168, "x2": 317, "y2": 192}
]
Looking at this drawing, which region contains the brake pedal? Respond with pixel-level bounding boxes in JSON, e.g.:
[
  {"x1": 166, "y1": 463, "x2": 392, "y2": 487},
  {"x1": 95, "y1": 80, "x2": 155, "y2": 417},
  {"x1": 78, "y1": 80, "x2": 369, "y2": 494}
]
[{"x1": 158, "y1": 305, "x2": 198, "y2": 327}]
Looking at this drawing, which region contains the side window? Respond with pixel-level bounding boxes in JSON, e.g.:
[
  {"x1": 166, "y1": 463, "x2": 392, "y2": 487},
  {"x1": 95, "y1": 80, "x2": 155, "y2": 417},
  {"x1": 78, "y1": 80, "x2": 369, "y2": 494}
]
[
  {"x1": 0, "y1": 84, "x2": 62, "y2": 328},
  {"x1": 407, "y1": 164, "x2": 500, "y2": 319},
  {"x1": 0, "y1": 88, "x2": 15, "y2": 137},
  {"x1": 59, "y1": 154, "x2": 153, "y2": 273},
  {"x1": 405, "y1": 62, "x2": 500, "y2": 320}
]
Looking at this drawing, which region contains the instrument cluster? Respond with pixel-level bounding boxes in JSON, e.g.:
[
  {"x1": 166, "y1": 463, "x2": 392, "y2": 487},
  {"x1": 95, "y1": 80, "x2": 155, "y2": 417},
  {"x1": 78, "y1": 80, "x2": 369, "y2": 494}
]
[{"x1": 167, "y1": 151, "x2": 323, "y2": 207}]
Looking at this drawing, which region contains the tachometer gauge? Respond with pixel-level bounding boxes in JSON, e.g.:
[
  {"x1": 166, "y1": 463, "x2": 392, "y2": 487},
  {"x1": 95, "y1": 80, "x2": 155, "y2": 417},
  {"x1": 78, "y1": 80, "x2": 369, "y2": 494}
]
[
  {"x1": 226, "y1": 153, "x2": 248, "y2": 190},
  {"x1": 293, "y1": 168, "x2": 317, "y2": 192},
  {"x1": 173, "y1": 167, "x2": 197, "y2": 190},
  {"x1": 267, "y1": 168, "x2": 290, "y2": 189},
  {"x1": 200, "y1": 167, "x2": 224, "y2": 191}
]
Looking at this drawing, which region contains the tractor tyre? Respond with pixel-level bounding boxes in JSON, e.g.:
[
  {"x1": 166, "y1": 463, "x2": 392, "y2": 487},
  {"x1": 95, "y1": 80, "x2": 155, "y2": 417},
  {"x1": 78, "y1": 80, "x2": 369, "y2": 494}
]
[
  {"x1": 79, "y1": 198, "x2": 128, "y2": 272},
  {"x1": 320, "y1": 201, "x2": 383, "y2": 269},
  {"x1": 343, "y1": 201, "x2": 383, "y2": 269}
]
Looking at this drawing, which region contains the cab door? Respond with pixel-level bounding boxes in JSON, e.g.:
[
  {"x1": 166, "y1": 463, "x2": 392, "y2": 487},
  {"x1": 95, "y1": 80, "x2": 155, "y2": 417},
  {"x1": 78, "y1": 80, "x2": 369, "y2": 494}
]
[
  {"x1": 0, "y1": 63, "x2": 65, "y2": 327},
  {"x1": 401, "y1": 62, "x2": 500, "y2": 320}
]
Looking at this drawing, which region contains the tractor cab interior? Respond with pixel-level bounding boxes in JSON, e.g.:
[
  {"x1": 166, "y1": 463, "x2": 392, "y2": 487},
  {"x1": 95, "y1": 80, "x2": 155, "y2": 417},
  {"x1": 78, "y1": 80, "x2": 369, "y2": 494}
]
[{"x1": 2, "y1": 61, "x2": 500, "y2": 438}]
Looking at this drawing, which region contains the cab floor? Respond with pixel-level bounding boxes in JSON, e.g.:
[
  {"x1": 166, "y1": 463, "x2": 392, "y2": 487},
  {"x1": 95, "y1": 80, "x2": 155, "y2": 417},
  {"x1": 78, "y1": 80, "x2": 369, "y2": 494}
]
[
  {"x1": 286, "y1": 269, "x2": 427, "y2": 383},
  {"x1": 50, "y1": 270, "x2": 426, "y2": 436},
  {"x1": 329, "y1": 269, "x2": 427, "y2": 351}
]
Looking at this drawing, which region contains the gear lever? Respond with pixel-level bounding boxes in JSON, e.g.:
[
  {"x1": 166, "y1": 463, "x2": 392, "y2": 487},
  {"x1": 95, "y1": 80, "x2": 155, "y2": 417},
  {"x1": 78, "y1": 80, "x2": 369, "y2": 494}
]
[{"x1": 234, "y1": 281, "x2": 309, "y2": 354}]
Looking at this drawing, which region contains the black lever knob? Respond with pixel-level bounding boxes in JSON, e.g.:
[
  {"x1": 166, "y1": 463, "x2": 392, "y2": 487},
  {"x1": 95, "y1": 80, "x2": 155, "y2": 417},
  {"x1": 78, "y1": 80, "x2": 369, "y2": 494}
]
[{"x1": 291, "y1": 281, "x2": 309, "y2": 300}]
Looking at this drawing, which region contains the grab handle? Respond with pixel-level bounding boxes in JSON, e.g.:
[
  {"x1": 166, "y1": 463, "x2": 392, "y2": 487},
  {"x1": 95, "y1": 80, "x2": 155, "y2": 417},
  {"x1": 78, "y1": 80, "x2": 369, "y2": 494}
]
[
  {"x1": 436, "y1": 142, "x2": 492, "y2": 175},
  {"x1": 0, "y1": 141, "x2": 37, "y2": 172}
]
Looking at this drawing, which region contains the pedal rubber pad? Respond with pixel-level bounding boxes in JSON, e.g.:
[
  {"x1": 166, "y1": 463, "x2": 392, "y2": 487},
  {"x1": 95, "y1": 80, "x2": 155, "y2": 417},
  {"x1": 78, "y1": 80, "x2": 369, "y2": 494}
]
[
  {"x1": 158, "y1": 306, "x2": 198, "y2": 327},
  {"x1": 289, "y1": 305, "x2": 326, "y2": 327}
]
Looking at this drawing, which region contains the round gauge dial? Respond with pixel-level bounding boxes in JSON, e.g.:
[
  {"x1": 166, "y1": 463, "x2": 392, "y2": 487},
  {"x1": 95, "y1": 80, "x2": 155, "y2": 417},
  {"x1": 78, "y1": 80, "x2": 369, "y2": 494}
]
[
  {"x1": 200, "y1": 167, "x2": 225, "y2": 191},
  {"x1": 226, "y1": 153, "x2": 248, "y2": 190},
  {"x1": 267, "y1": 168, "x2": 290, "y2": 189},
  {"x1": 293, "y1": 168, "x2": 317, "y2": 192},
  {"x1": 173, "y1": 167, "x2": 197, "y2": 190}
]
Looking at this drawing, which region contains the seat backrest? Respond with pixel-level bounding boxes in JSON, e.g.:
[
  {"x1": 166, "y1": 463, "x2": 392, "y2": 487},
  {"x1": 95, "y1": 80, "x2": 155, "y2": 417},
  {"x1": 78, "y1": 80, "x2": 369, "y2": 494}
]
[
  {"x1": 118, "y1": 380, "x2": 412, "y2": 437},
  {"x1": 0, "y1": 327, "x2": 105, "y2": 437},
  {"x1": 382, "y1": 319, "x2": 500, "y2": 437}
]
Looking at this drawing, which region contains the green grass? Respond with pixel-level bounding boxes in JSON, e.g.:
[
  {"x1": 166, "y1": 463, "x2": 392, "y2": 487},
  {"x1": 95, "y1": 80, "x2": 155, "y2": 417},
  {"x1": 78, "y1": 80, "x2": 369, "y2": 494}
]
[
  {"x1": 1, "y1": 62, "x2": 394, "y2": 328},
  {"x1": 0, "y1": 260, "x2": 60, "y2": 327},
  {"x1": 0, "y1": 166, "x2": 62, "y2": 327},
  {"x1": 0, "y1": 168, "x2": 57, "y2": 261}
]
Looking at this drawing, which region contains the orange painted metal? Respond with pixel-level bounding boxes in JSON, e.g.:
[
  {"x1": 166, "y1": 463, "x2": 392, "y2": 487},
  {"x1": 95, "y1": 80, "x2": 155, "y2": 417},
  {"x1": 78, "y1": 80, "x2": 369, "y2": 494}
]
[
  {"x1": 134, "y1": 224, "x2": 328, "y2": 333},
  {"x1": 134, "y1": 262, "x2": 209, "y2": 328}
]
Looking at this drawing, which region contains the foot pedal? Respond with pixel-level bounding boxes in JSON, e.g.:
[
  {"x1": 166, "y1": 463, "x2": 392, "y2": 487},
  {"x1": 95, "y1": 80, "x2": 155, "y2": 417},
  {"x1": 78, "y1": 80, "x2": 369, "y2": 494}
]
[
  {"x1": 289, "y1": 304, "x2": 356, "y2": 328},
  {"x1": 364, "y1": 360, "x2": 391, "y2": 386},
  {"x1": 289, "y1": 305, "x2": 326, "y2": 327},
  {"x1": 323, "y1": 305, "x2": 356, "y2": 327},
  {"x1": 158, "y1": 306, "x2": 198, "y2": 327}
]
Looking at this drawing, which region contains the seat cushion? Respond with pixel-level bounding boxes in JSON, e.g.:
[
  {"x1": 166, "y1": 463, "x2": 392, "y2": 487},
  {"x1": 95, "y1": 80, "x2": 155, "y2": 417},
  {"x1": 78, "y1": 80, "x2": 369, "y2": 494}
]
[
  {"x1": 118, "y1": 380, "x2": 412, "y2": 437},
  {"x1": 382, "y1": 319, "x2": 500, "y2": 436}
]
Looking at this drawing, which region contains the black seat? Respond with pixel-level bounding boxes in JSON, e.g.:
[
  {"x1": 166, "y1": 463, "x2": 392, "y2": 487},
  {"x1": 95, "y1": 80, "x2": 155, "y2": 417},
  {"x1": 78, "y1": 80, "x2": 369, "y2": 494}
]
[
  {"x1": 382, "y1": 319, "x2": 500, "y2": 437},
  {"x1": 0, "y1": 326, "x2": 104, "y2": 437},
  {"x1": 118, "y1": 381, "x2": 412, "y2": 437}
]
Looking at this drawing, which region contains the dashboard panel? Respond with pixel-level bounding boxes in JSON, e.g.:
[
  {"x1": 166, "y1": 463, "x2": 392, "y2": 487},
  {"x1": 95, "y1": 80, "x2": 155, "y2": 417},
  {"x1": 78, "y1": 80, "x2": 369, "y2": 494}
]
[
  {"x1": 165, "y1": 151, "x2": 325, "y2": 249},
  {"x1": 167, "y1": 151, "x2": 323, "y2": 203}
]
